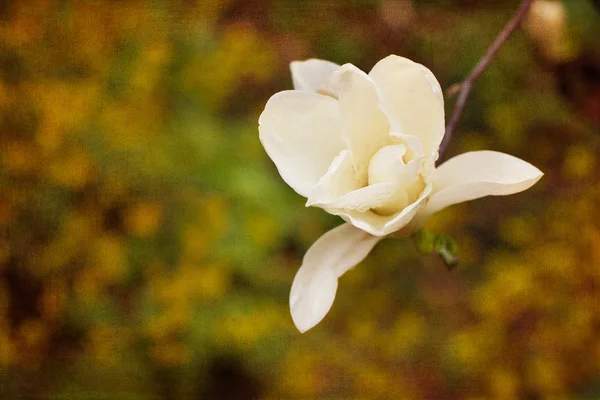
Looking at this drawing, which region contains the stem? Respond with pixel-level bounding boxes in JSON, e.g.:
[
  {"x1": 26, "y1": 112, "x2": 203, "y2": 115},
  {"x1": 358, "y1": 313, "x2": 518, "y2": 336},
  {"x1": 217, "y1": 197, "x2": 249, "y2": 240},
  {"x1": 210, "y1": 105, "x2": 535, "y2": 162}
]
[{"x1": 437, "y1": 0, "x2": 535, "y2": 164}]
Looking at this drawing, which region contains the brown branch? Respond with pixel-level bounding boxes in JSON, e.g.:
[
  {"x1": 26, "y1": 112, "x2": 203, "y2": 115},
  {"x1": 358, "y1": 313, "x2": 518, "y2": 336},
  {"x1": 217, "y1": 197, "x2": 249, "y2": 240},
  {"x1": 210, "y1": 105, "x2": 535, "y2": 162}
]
[{"x1": 437, "y1": 0, "x2": 535, "y2": 165}]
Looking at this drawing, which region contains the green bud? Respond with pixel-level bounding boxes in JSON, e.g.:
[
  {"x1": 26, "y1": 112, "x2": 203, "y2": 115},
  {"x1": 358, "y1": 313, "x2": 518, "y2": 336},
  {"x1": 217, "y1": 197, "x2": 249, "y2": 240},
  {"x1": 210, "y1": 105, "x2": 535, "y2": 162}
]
[
  {"x1": 410, "y1": 228, "x2": 435, "y2": 255},
  {"x1": 433, "y1": 234, "x2": 459, "y2": 270}
]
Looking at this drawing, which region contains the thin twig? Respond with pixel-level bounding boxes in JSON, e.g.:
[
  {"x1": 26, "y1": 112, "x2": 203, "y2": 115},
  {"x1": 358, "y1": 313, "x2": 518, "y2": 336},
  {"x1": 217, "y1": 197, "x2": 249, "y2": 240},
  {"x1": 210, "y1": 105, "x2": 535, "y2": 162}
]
[{"x1": 437, "y1": 0, "x2": 535, "y2": 164}]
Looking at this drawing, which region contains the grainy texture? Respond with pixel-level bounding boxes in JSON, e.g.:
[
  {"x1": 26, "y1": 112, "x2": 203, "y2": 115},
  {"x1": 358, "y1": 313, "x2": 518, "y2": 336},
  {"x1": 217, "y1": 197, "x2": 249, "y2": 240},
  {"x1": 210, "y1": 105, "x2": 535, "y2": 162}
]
[{"x1": 0, "y1": 0, "x2": 599, "y2": 398}]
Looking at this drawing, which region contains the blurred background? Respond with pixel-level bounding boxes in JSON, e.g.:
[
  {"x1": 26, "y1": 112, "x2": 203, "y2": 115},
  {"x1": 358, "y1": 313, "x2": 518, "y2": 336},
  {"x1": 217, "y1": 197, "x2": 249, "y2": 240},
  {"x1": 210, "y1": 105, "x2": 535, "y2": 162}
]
[{"x1": 0, "y1": 0, "x2": 599, "y2": 398}]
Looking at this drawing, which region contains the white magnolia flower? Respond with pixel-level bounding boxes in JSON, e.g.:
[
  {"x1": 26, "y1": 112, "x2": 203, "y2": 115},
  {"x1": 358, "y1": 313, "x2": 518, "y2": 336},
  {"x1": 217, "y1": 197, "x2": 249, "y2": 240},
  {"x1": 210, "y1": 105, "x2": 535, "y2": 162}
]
[{"x1": 258, "y1": 55, "x2": 543, "y2": 333}]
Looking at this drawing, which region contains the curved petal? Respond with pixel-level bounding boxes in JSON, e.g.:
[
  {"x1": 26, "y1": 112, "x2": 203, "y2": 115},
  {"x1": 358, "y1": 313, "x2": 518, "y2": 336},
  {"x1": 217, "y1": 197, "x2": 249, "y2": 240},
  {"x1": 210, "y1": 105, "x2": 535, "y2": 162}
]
[
  {"x1": 259, "y1": 90, "x2": 346, "y2": 197},
  {"x1": 306, "y1": 150, "x2": 362, "y2": 206},
  {"x1": 308, "y1": 146, "x2": 422, "y2": 216},
  {"x1": 330, "y1": 64, "x2": 393, "y2": 180},
  {"x1": 290, "y1": 59, "x2": 340, "y2": 94},
  {"x1": 309, "y1": 182, "x2": 396, "y2": 213},
  {"x1": 422, "y1": 151, "x2": 544, "y2": 217},
  {"x1": 390, "y1": 132, "x2": 424, "y2": 163},
  {"x1": 369, "y1": 55, "x2": 445, "y2": 157},
  {"x1": 290, "y1": 223, "x2": 381, "y2": 332},
  {"x1": 331, "y1": 184, "x2": 432, "y2": 237}
]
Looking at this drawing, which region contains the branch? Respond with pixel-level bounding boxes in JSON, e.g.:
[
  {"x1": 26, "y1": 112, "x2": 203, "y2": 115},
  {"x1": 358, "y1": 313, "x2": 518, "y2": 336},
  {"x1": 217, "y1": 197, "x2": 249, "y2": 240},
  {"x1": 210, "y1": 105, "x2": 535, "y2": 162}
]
[{"x1": 437, "y1": 0, "x2": 535, "y2": 164}]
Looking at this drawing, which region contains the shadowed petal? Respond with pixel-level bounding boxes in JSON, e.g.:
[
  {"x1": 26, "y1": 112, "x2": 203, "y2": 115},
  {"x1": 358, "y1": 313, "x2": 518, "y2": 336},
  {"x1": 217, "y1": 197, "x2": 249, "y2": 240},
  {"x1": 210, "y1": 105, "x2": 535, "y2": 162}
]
[
  {"x1": 309, "y1": 182, "x2": 397, "y2": 213},
  {"x1": 259, "y1": 90, "x2": 346, "y2": 197},
  {"x1": 307, "y1": 150, "x2": 362, "y2": 206},
  {"x1": 330, "y1": 64, "x2": 393, "y2": 180}
]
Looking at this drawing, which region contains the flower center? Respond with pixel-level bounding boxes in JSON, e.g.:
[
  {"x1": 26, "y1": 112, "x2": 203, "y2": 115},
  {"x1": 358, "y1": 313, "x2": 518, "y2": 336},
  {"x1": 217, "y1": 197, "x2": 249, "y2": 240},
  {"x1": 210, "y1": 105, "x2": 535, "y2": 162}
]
[{"x1": 367, "y1": 144, "x2": 423, "y2": 216}]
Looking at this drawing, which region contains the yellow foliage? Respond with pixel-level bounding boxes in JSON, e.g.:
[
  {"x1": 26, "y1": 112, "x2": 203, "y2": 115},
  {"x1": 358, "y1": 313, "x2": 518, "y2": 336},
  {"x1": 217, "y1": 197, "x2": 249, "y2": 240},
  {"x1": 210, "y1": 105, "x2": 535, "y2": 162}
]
[
  {"x1": 526, "y1": 357, "x2": 565, "y2": 395},
  {"x1": 564, "y1": 296, "x2": 595, "y2": 348},
  {"x1": 562, "y1": 144, "x2": 596, "y2": 180},
  {"x1": 528, "y1": 242, "x2": 578, "y2": 282},
  {"x1": 489, "y1": 368, "x2": 520, "y2": 400},
  {"x1": 181, "y1": 226, "x2": 211, "y2": 260},
  {"x1": 87, "y1": 325, "x2": 133, "y2": 366},
  {"x1": 0, "y1": 283, "x2": 8, "y2": 324},
  {"x1": 195, "y1": 263, "x2": 230, "y2": 301},
  {"x1": 150, "y1": 341, "x2": 191, "y2": 366},
  {"x1": 489, "y1": 103, "x2": 524, "y2": 150},
  {"x1": 188, "y1": 0, "x2": 234, "y2": 33},
  {"x1": 446, "y1": 325, "x2": 500, "y2": 373},
  {"x1": 181, "y1": 24, "x2": 276, "y2": 109},
  {"x1": 31, "y1": 81, "x2": 101, "y2": 154},
  {"x1": 0, "y1": 0, "x2": 597, "y2": 398},
  {"x1": 200, "y1": 195, "x2": 230, "y2": 238},
  {"x1": 125, "y1": 202, "x2": 164, "y2": 237},
  {"x1": 90, "y1": 235, "x2": 127, "y2": 284},
  {"x1": 385, "y1": 311, "x2": 426, "y2": 357},
  {"x1": 279, "y1": 345, "x2": 326, "y2": 398},
  {"x1": 16, "y1": 319, "x2": 48, "y2": 366},
  {"x1": 48, "y1": 147, "x2": 95, "y2": 189},
  {"x1": 74, "y1": 268, "x2": 102, "y2": 306},
  {"x1": 0, "y1": 238, "x2": 10, "y2": 266},
  {"x1": 354, "y1": 365, "x2": 392, "y2": 398},
  {"x1": 348, "y1": 317, "x2": 377, "y2": 344},
  {"x1": 146, "y1": 310, "x2": 189, "y2": 341},
  {"x1": 0, "y1": 332, "x2": 14, "y2": 367},
  {"x1": 0, "y1": 0, "x2": 51, "y2": 47},
  {"x1": 447, "y1": 331, "x2": 482, "y2": 370},
  {"x1": 215, "y1": 311, "x2": 262, "y2": 348},
  {"x1": 499, "y1": 215, "x2": 537, "y2": 247},
  {"x1": 2, "y1": 140, "x2": 38, "y2": 175},
  {"x1": 39, "y1": 280, "x2": 67, "y2": 321},
  {"x1": 245, "y1": 212, "x2": 279, "y2": 248}
]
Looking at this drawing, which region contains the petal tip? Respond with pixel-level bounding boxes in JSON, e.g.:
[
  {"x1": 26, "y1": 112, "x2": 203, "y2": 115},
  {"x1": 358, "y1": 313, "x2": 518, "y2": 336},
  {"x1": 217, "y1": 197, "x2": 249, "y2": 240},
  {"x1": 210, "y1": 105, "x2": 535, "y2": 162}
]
[
  {"x1": 289, "y1": 287, "x2": 332, "y2": 334},
  {"x1": 290, "y1": 311, "x2": 314, "y2": 334},
  {"x1": 289, "y1": 265, "x2": 338, "y2": 334}
]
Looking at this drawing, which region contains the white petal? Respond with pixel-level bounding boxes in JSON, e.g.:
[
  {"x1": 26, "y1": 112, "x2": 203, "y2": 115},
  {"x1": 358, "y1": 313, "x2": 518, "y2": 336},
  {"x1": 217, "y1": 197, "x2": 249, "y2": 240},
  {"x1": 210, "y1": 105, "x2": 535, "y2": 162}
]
[
  {"x1": 390, "y1": 132, "x2": 424, "y2": 162},
  {"x1": 306, "y1": 150, "x2": 362, "y2": 206},
  {"x1": 368, "y1": 145, "x2": 421, "y2": 188},
  {"x1": 308, "y1": 146, "x2": 422, "y2": 216},
  {"x1": 259, "y1": 90, "x2": 346, "y2": 197},
  {"x1": 332, "y1": 184, "x2": 432, "y2": 236},
  {"x1": 311, "y1": 182, "x2": 398, "y2": 213},
  {"x1": 369, "y1": 55, "x2": 445, "y2": 157},
  {"x1": 290, "y1": 59, "x2": 340, "y2": 94},
  {"x1": 330, "y1": 64, "x2": 393, "y2": 180},
  {"x1": 290, "y1": 223, "x2": 381, "y2": 332},
  {"x1": 423, "y1": 151, "x2": 544, "y2": 217}
]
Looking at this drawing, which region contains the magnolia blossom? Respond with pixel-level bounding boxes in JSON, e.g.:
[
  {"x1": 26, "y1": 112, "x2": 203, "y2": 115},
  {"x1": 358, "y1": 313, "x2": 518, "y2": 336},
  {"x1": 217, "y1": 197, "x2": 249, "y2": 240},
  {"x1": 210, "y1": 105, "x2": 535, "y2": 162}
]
[{"x1": 258, "y1": 55, "x2": 543, "y2": 333}]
